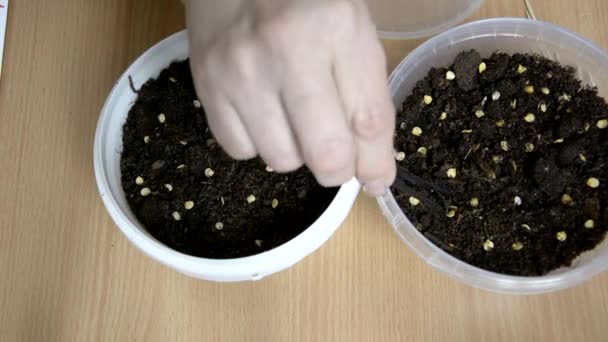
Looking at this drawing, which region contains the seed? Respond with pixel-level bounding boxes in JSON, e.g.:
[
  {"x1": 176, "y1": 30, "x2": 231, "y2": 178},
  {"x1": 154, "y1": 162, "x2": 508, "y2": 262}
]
[
  {"x1": 483, "y1": 239, "x2": 495, "y2": 251},
  {"x1": 169, "y1": 77, "x2": 177, "y2": 83},
  {"x1": 469, "y1": 197, "x2": 479, "y2": 208},
  {"x1": 184, "y1": 201, "x2": 195, "y2": 210},
  {"x1": 439, "y1": 112, "x2": 447, "y2": 120},
  {"x1": 172, "y1": 211, "x2": 181, "y2": 221},
  {"x1": 541, "y1": 87, "x2": 550, "y2": 95},
  {"x1": 540, "y1": 103, "x2": 547, "y2": 112},
  {"x1": 193, "y1": 100, "x2": 202, "y2": 108},
  {"x1": 461, "y1": 129, "x2": 473, "y2": 134},
  {"x1": 204, "y1": 168, "x2": 215, "y2": 178},
  {"x1": 247, "y1": 194, "x2": 256, "y2": 204},
  {"x1": 512, "y1": 242, "x2": 524, "y2": 251},
  {"x1": 140, "y1": 187, "x2": 151, "y2": 196},
  {"x1": 409, "y1": 196, "x2": 421, "y2": 206},
  {"x1": 524, "y1": 143, "x2": 535, "y2": 152},
  {"x1": 524, "y1": 113, "x2": 536, "y2": 123},
  {"x1": 179, "y1": 140, "x2": 188, "y2": 146},
  {"x1": 164, "y1": 184, "x2": 173, "y2": 192},
  {"x1": 417, "y1": 147, "x2": 427, "y2": 156},
  {"x1": 423, "y1": 95, "x2": 433, "y2": 105},
  {"x1": 492, "y1": 155, "x2": 503, "y2": 163},
  {"x1": 478, "y1": 62, "x2": 487, "y2": 74},
  {"x1": 446, "y1": 70, "x2": 456, "y2": 80},
  {"x1": 524, "y1": 85, "x2": 534, "y2": 94},
  {"x1": 135, "y1": 176, "x2": 144, "y2": 185},
  {"x1": 496, "y1": 120, "x2": 505, "y2": 127},
  {"x1": 215, "y1": 222, "x2": 224, "y2": 230},
  {"x1": 560, "y1": 93, "x2": 572, "y2": 101},
  {"x1": 474, "y1": 110, "x2": 485, "y2": 118},
  {"x1": 521, "y1": 224, "x2": 531, "y2": 231},
  {"x1": 514, "y1": 196, "x2": 522, "y2": 206},
  {"x1": 500, "y1": 141, "x2": 509, "y2": 151},
  {"x1": 556, "y1": 231, "x2": 567, "y2": 242},
  {"x1": 586, "y1": 177, "x2": 600, "y2": 188},
  {"x1": 511, "y1": 99, "x2": 517, "y2": 109},
  {"x1": 561, "y1": 194, "x2": 573, "y2": 205},
  {"x1": 584, "y1": 122, "x2": 591, "y2": 132},
  {"x1": 553, "y1": 138, "x2": 564, "y2": 144},
  {"x1": 546, "y1": 72, "x2": 553, "y2": 79},
  {"x1": 157, "y1": 113, "x2": 166, "y2": 123},
  {"x1": 412, "y1": 127, "x2": 423, "y2": 136},
  {"x1": 255, "y1": 240, "x2": 263, "y2": 247},
  {"x1": 446, "y1": 168, "x2": 457, "y2": 179},
  {"x1": 221, "y1": 196, "x2": 225, "y2": 205},
  {"x1": 265, "y1": 166, "x2": 274, "y2": 172},
  {"x1": 446, "y1": 210, "x2": 456, "y2": 218},
  {"x1": 492, "y1": 91, "x2": 501, "y2": 101},
  {"x1": 579, "y1": 154, "x2": 587, "y2": 162},
  {"x1": 517, "y1": 64, "x2": 527, "y2": 74},
  {"x1": 144, "y1": 136, "x2": 150, "y2": 144},
  {"x1": 271, "y1": 199, "x2": 279, "y2": 208},
  {"x1": 395, "y1": 151, "x2": 406, "y2": 161},
  {"x1": 177, "y1": 164, "x2": 186, "y2": 169},
  {"x1": 584, "y1": 219, "x2": 595, "y2": 229},
  {"x1": 597, "y1": 119, "x2": 608, "y2": 129}
]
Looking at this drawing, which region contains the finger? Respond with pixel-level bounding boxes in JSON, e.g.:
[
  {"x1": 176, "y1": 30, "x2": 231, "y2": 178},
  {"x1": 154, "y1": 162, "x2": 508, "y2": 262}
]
[
  {"x1": 281, "y1": 67, "x2": 355, "y2": 187},
  {"x1": 333, "y1": 29, "x2": 396, "y2": 196},
  {"x1": 231, "y1": 92, "x2": 303, "y2": 172}
]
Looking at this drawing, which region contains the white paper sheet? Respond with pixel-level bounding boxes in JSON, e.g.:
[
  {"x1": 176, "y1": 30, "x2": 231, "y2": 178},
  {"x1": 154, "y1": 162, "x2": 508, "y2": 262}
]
[{"x1": 0, "y1": 0, "x2": 8, "y2": 80}]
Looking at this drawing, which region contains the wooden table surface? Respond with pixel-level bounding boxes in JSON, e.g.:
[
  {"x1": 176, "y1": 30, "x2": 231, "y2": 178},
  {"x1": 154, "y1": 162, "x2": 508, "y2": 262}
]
[{"x1": 1, "y1": 1, "x2": 607, "y2": 341}]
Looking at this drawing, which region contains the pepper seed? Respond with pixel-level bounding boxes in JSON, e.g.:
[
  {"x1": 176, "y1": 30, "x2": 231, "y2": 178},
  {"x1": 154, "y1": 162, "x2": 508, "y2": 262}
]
[
  {"x1": 184, "y1": 201, "x2": 195, "y2": 210},
  {"x1": 597, "y1": 119, "x2": 608, "y2": 129},
  {"x1": 446, "y1": 168, "x2": 457, "y2": 179},
  {"x1": 193, "y1": 100, "x2": 202, "y2": 108},
  {"x1": 409, "y1": 196, "x2": 421, "y2": 206},
  {"x1": 540, "y1": 103, "x2": 547, "y2": 113},
  {"x1": 514, "y1": 196, "x2": 522, "y2": 206},
  {"x1": 439, "y1": 112, "x2": 447, "y2": 121},
  {"x1": 157, "y1": 113, "x2": 166, "y2": 123},
  {"x1": 556, "y1": 231, "x2": 567, "y2": 242},
  {"x1": 561, "y1": 194, "x2": 573, "y2": 205},
  {"x1": 177, "y1": 164, "x2": 186, "y2": 169},
  {"x1": 492, "y1": 91, "x2": 501, "y2": 101},
  {"x1": 475, "y1": 110, "x2": 485, "y2": 118},
  {"x1": 247, "y1": 194, "x2": 256, "y2": 204},
  {"x1": 140, "y1": 187, "x2": 151, "y2": 196},
  {"x1": 172, "y1": 211, "x2": 181, "y2": 221},
  {"x1": 469, "y1": 197, "x2": 479, "y2": 208},
  {"x1": 511, "y1": 99, "x2": 517, "y2": 109},
  {"x1": 179, "y1": 140, "x2": 188, "y2": 146},
  {"x1": 554, "y1": 138, "x2": 564, "y2": 144},
  {"x1": 169, "y1": 77, "x2": 177, "y2": 83},
  {"x1": 496, "y1": 120, "x2": 506, "y2": 127},
  {"x1": 512, "y1": 242, "x2": 524, "y2": 251},
  {"x1": 417, "y1": 147, "x2": 427, "y2": 156},
  {"x1": 586, "y1": 177, "x2": 600, "y2": 188},
  {"x1": 579, "y1": 154, "x2": 587, "y2": 162},
  {"x1": 423, "y1": 95, "x2": 433, "y2": 105},
  {"x1": 265, "y1": 166, "x2": 274, "y2": 172},
  {"x1": 478, "y1": 62, "x2": 487, "y2": 74},
  {"x1": 517, "y1": 64, "x2": 527, "y2": 74},
  {"x1": 395, "y1": 151, "x2": 406, "y2": 161},
  {"x1": 483, "y1": 239, "x2": 495, "y2": 251},
  {"x1": 144, "y1": 136, "x2": 150, "y2": 144},
  {"x1": 524, "y1": 113, "x2": 536, "y2": 123},
  {"x1": 559, "y1": 93, "x2": 572, "y2": 101},
  {"x1": 525, "y1": 143, "x2": 535, "y2": 152},
  {"x1": 271, "y1": 199, "x2": 279, "y2": 208},
  {"x1": 524, "y1": 85, "x2": 534, "y2": 94},
  {"x1": 255, "y1": 240, "x2": 263, "y2": 247},
  {"x1": 584, "y1": 219, "x2": 595, "y2": 229},
  {"x1": 541, "y1": 87, "x2": 550, "y2": 95},
  {"x1": 215, "y1": 222, "x2": 224, "y2": 230},
  {"x1": 412, "y1": 127, "x2": 423, "y2": 136},
  {"x1": 164, "y1": 184, "x2": 173, "y2": 192},
  {"x1": 461, "y1": 129, "x2": 473, "y2": 134},
  {"x1": 204, "y1": 168, "x2": 215, "y2": 178},
  {"x1": 446, "y1": 70, "x2": 456, "y2": 80},
  {"x1": 500, "y1": 141, "x2": 510, "y2": 151},
  {"x1": 135, "y1": 176, "x2": 144, "y2": 185},
  {"x1": 446, "y1": 209, "x2": 457, "y2": 218}
]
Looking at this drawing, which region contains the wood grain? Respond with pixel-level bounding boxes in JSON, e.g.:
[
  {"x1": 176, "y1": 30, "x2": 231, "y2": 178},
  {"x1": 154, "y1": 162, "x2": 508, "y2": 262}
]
[{"x1": 1, "y1": 0, "x2": 607, "y2": 341}]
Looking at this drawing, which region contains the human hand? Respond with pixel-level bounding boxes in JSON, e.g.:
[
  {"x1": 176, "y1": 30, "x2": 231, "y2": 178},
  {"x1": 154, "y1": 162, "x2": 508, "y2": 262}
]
[{"x1": 185, "y1": 0, "x2": 396, "y2": 196}]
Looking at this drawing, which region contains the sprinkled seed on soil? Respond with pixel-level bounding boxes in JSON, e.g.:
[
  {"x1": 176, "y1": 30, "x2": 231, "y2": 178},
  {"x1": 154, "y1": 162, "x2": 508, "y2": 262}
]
[
  {"x1": 184, "y1": 201, "x2": 194, "y2": 210},
  {"x1": 412, "y1": 127, "x2": 423, "y2": 136},
  {"x1": 164, "y1": 184, "x2": 173, "y2": 191},
  {"x1": 554, "y1": 138, "x2": 564, "y2": 144},
  {"x1": 541, "y1": 87, "x2": 550, "y2": 95},
  {"x1": 524, "y1": 113, "x2": 536, "y2": 123},
  {"x1": 597, "y1": 119, "x2": 608, "y2": 129},
  {"x1": 492, "y1": 91, "x2": 501, "y2": 101},
  {"x1": 193, "y1": 100, "x2": 202, "y2": 108},
  {"x1": 135, "y1": 176, "x2": 144, "y2": 185},
  {"x1": 512, "y1": 242, "x2": 524, "y2": 251},
  {"x1": 409, "y1": 196, "x2": 421, "y2": 206},
  {"x1": 246, "y1": 194, "x2": 256, "y2": 204},
  {"x1": 556, "y1": 231, "x2": 567, "y2": 242},
  {"x1": 511, "y1": 99, "x2": 517, "y2": 109},
  {"x1": 140, "y1": 187, "x2": 151, "y2": 196},
  {"x1": 584, "y1": 219, "x2": 595, "y2": 229},
  {"x1": 475, "y1": 110, "x2": 485, "y2": 118},
  {"x1": 265, "y1": 166, "x2": 274, "y2": 172},
  {"x1": 215, "y1": 222, "x2": 224, "y2": 230},
  {"x1": 423, "y1": 95, "x2": 433, "y2": 105},
  {"x1": 144, "y1": 136, "x2": 150, "y2": 144},
  {"x1": 177, "y1": 164, "x2": 186, "y2": 169},
  {"x1": 395, "y1": 151, "x2": 406, "y2": 161},
  {"x1": 524, "y1": 85, "x2": 535, "y2": 94},
  {"x1": 439, "y1": 112, "x2": 447, "y2": 120},
  {"x1": 483, "y1": 239, "x2": 495, "y2": 251},
  {"x1": 579, "y1": 154, "x2": 587, "y2": 162},
  {"x1": 525, "y1": 143, "x2": 535, "y2": 152},
  {"x1": 586, "y1": 177, "x2": 600, "y2": 188},
  {"x1": 179, "y1": 140, "x2": 188, "y2": 146},
  {"x1": 521, "y1": 224, "x2": 532, "y2": 231},
  {"x1": 271, "y1": 199, "x2": 279, "y2": 208},
  {"x1": 172, "y1": 211, "x2": 181, "y2": 221},
  {"x1": 446, "y1": 71, "x2": 456, "y2": 80},
  {"x1": 462, "y1": 129, "x2": 473, "y2": 133},
  {"x1": 514, "y1": 196, "x2": 522, "y2": 206},
  {"x1": 204, "y1": 168, "x2": 215, "y2": 178},
  {"x1": 496, "y1": 120, "x2": 505, "y2": 127},
  {"x1": 500, "y1": 141, "x2": 509, "y2": 151},
  {"x1": 446, "y1": 168, "x2": 457, "y2": 179},
  {"x1": 158, "y1": 113, "x2": 166, "y2": 123},
  {"x1": 561, "y1": 194, "x2": 573, "y2": 205},
  {"x1": 478, "y1": 62, "x2": 487, "y2": 73},
  {"x1": 469, "y1": 197, "x2": 479, "y2": 207},
  {"x1": 417, "y1": 147, "x2": 427, "y2": 156},
  {"x1": 255, "y1": 240, "x2": 263, "y2": 247},
  {"x1": 447, "y1": 210, "x2": 456, "y2": 218},
  {"x1": 540, "y1": 103, "x2": 547, "y2": 112},
  {"x1": 169, "y1": 77, "x2": 177, "y2": 83},
  {"x1": 517, "y1": 64, "x2": 527, "y2": 74},
  {"x1": 560, "y1": 93, "x2": 572, "y2": 101}
]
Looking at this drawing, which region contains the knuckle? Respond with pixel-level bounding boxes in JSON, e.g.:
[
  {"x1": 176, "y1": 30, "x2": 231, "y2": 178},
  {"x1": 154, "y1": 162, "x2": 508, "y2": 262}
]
[
  {"x1": 226, "y1": 39, "x2": 258, "y2": 82},
  {"x1": 353, "y1": 110, "x2": 392, "y2": 139},
  {"x1": 308, "y1": 138, "x2": 352, "y2": 174}
]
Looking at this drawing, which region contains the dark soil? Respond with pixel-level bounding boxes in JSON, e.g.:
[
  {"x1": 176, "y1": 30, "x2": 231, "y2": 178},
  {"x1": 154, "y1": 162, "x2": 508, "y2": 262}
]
[
  {"x1": 393, "y1": 50, "x2": 608, "y2": 276},
  {"x1": 120, "y1": 59, "x2": 338, "y2": 259}
]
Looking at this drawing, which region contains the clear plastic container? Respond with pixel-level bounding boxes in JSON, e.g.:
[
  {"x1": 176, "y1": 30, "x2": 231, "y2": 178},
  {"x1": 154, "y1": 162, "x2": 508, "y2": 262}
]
[
  {"x1": 366, "y1": 0, "x2": 483, "y2": 39},
  {"x1": 378, "y1": 18, "x2": 608, "y2": 294},
  {"x1": 94, "y1": 30, "x2": 360, "y2": 282}
]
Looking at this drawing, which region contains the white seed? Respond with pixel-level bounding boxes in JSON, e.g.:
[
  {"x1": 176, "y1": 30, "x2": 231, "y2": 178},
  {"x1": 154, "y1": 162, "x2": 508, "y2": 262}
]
[
  {"x1": 169, "y1": 77, "x2": 177, "y2": 83},
  {"x1": 140, "y1": 187, "x2": 151, "y2": 196},
  {"x1": 584, "y1": 122, "x2": 591, "y2": 132},
  {"x1": 525, "y1": 143, "x2": 535, "y2": 152},
  {"x1": 446, "y1": 209, "x2": 457, "y2": 218},
  {"x1": 514, "y1": 196, "x2": 522, "y2": 206},
  {"x1": 524, "y1": 85, "x2": 535, "y2": 94},
  {"x1": 193, "y1": 100, "x2": 202, "y2": 108},
  {"x1": 412, "y1": 127, "x2": 423, "y2": 136},
  {"x1": 439, "y1": 112, "x2": 447, "y2": 121},
  {"x1": 172, "y1": 211, "x2": 181, "y2": 221},
  {"x1": 204, "y1": 168, "x2": 215, "y2": 178},
  {"x1": 417, "y1": 147, "x2": 427, "y2": 156},
  {"x1": 271, "y1": 199, "x2": 279, "y2": 208},
  {"x1": 221, "y1": 196, "x2": 225, "y2": 205},
  {"x1": 492, "y1": 91, "x2": 501, "y2": 101},
  {"x1": 265, "y1": 166, "x2": 274, "y2": 172},
  {"x1": 560, "y1": 93, "x2": 572, "y2": 101},
  {"x1": 511, "y1": 99, "x2": 517, "y2": 109},
  {"x1": 517, "y1": 64, "x2": 527, "y2": 74},
  {"x1": 500, "y1": 140, "x2": 510, "y2": 151},
  {"x1": 461, "y1": 129, "x2": 473, "y2": 134},
  {"x1": 496, "y1": 120, "x2": 505, "y2": 127},
  {"x1": 556, "y1": 231, "x2": 567, "y2": 242},
  {"x1": 184, "y1": 201, "x2": 194, "y2": 210},
  {"x1": 480, "y1": 96, "x2": 487, "y2": 107},
  {"x1": 395, "y1": 151, "x2": 406, "y2": 161},
  {"x1": 469, "y1": 197, "x2": 479, "y2": 208},
  {"x1": 255, "y1": 240, "x2": 263, "y2": 247},
  {"x1": 157, "y1": 113, "x2": 166, "y2": 123},
  {"x1": 554, "y1": 138, "x2": 564, "y2": 144},
  {"x1": 586, "y1": 177, "x2": 600, "y2": 188},
  {"x1": 475, "y1": 110, "x2": 485, "y2": 118},
  {"x1": 409, "y1": 196, "x2": 421, "y2": 206},
  {"x1": 247, "y1": 194, "x2": 256, "y2": 204},
  {"x1": 215, "y1": 222, "x2": 224, "y2": 230},
  {"x1": 492, "y1": 155, "x2": 503, "y2": 163},
  {"x1": 597, "y1": 119, "x2": 608, "y2": 129},
  {"x1": 144, "y1": 136, "x2": 150, "y2": 144},
  {"x1": 541, "y1": 87, "x2": 550, "y2": 95},
  {"x1": 135, "y1": 176, "x2": 144, "y2": 185},
  {"x1": 483, "y1": 239, "x2": 495, "y2": 251},
  {"x1": 164, "y1": 183, "x2": 173, "y2": 192},
  {"x1": 524, "y1": 113, "x2": 536, "y2": 123},
  {"x1": 177, "y1": 164, "x2": 186, "y2": 169},
  {"x1": 446, "y1": 168, "x2": 457, "y2": 179},
  {"x1": 446, "y1": 70, "x2": 456, "y2": 80},
  {"x1": 478, "y1": 62, "x2": 487, "y2": 74},
  {"x1": 423, "y1": 95, "x2": 433, "y2": 105},
  {"x1": 521, "y1": 224, "x2": 531, "y2": 231},
  {"x1": 579, "y1": 154, "x2": 587, "y2": 162},
  {"x1": 540, "y1": 103, "x2": 547, "y2": 112},
  {"x1": 584, "y1": 219, "x2": 595, "y2": 229},
  {"x1": 561, "y1": 193, "x2": 573, "y2": 205},
  {"x1": 512, "y1": 242, "x2": 524, "y2": 251},
  {"x1": 179, "y1": 140, "x2": 188, "y2": 146}
]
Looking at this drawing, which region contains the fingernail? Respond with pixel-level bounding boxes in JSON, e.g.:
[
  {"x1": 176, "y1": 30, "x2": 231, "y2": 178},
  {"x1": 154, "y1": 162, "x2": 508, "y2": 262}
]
[{"x1": 363, "y1": 180, "x2": 386, "y2": 197}]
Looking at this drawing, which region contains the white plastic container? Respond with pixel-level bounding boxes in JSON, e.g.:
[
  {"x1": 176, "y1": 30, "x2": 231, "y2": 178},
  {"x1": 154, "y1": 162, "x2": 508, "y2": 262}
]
[
  {"x1": 365, "y1": 0, "x2": 483, "y2": 39},
  {"x1": 94, "y1": 30, "x2": 360, "y2": 282},
  {"x1": 378, "y1": 18, "x2": 608, "y2": 294}
]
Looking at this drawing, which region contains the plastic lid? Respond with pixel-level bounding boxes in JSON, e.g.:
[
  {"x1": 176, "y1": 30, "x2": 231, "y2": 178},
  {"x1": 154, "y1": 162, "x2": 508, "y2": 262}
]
[{"x1": 365, "y1": 0, "x2": 484, "y2": 39}]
